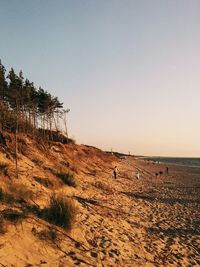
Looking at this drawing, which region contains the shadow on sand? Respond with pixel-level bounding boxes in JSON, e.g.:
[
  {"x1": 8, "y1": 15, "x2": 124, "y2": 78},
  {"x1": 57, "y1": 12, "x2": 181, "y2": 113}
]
[
  {"x1": 121, "y1": 191, "x2": 200, "y2": 205},
  {"x1": 147, "y1": 226, "x2": 200, "y2": 238}
]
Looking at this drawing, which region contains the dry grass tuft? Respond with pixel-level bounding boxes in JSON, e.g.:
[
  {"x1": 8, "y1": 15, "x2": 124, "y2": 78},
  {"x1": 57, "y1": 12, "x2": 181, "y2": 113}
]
[
  {"x1": 2, "y1": 209, "x2": 26, "y2": 222},
  {"x1": 8, "y1": 183, "x2": 33, "y2": 202},
  {"x1": 0, "y1": 187, "x2": 13, "y2": 203},
  {"x1": 42, "y1": 194, "x2": 77, "y2": 230},
  {"x1": 56, "y1": 172, "x2": 76, "y2": 187},
  {"x1": 38, "y1": 228, "x2": 57, "y2": 242},
  {"x1": 33, "y1": 176, "x2": 53, "y2": 188}
]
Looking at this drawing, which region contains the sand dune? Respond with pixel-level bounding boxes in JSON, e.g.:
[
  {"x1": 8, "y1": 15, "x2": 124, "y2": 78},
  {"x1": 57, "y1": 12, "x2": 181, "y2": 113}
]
[{"x1": 0, "y1": 136, "x2": 199, "y2": 266}]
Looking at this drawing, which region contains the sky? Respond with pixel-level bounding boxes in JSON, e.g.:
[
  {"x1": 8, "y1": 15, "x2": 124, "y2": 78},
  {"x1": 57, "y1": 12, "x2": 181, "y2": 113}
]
[{"x1": 0, "y1": 0, "x2": 200, "y2": 157}]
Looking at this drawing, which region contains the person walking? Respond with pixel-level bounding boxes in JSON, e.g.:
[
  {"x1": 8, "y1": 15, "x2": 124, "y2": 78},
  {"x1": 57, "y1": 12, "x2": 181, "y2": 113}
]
[
  {"x1": 136, "y1": 171, "x2": 140, "y2": 179},
  {"x1": 113, "y1": 166, "x2": 118, "y2": 179}
]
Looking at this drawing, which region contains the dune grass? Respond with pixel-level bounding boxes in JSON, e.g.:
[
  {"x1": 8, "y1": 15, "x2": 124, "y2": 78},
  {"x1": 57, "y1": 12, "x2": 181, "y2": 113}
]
[
  {"x1": 57, "y1": 172, "x2": 76, "y2": 187},
  {"x1": 42, "y1": 194, "x2": 77, "y2": 230}
]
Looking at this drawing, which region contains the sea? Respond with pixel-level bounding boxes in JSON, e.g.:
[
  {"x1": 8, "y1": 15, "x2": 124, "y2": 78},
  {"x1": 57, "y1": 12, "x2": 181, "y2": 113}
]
[{"x1": 142, "y1": 157, "x2": 200, "y2": 168}]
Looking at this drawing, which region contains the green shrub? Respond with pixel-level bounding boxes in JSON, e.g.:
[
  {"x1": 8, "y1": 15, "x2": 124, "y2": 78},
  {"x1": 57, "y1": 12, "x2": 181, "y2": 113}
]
[
  {"x1": 42, "y1": 194, "x2": 77, "y2": 230},
  {"x1": 57, "y1": 172, "x2": 76, "y2": 187}
]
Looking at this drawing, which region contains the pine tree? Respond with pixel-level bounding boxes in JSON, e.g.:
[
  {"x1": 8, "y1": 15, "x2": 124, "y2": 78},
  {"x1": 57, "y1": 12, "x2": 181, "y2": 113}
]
[
  {"x1": 0, "y1": 60, "x2": 8, "y2": 130},
  {"x1": 0, "y1": 60, "x2": 7, "y2": 101}
]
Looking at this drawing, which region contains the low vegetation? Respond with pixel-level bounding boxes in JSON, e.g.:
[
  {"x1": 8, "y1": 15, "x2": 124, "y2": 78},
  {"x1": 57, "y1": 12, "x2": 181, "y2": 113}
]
[
  {"x1": 57, "y1": 172, "x2": 76, "y2": 187},
  {"x1": 2, "y1": 209, "x2": 26, "y2": 223},
  {"x1": 0, "y1": 187, "x2": 14, "y2": 203},
  {"x1": 8, "y1": 183, "x2": 33, "y2": 202},
  {"x1": 0, "y1": 183, "x2": 33, "y2": 204},
  {"x1": 33, "y1": 176, "x2": 53, "y2": 188},
  {"x1": 37, "y1": 228, "x2": 57, "y2": 242},
  {"x1": 42, "y1": 194, "x2": 77, "y2": 230}
]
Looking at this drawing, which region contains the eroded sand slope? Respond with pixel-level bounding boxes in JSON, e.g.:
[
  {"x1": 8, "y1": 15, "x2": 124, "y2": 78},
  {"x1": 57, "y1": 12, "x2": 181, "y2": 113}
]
[{"x1": 0, "y1": 135, "x2": 199, "y2": 266}]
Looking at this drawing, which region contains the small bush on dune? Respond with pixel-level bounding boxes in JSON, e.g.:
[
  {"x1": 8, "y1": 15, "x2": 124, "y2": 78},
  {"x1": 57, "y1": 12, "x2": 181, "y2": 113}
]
[
  {"x1": 42, "y1": 194, "x2": 77, "y2": 230},
  {"x1": 57, "y1": 172, "x2": 76, "y2": 187}
]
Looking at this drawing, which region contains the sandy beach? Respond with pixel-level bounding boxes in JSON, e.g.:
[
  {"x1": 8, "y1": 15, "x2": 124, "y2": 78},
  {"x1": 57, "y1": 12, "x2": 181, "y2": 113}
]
[
  {"x1": 0, "y1": 140, "x2": 200, "y2": 266},
  {"x1": 1, "y1": 1, "x2": 200, "y2": 265}
]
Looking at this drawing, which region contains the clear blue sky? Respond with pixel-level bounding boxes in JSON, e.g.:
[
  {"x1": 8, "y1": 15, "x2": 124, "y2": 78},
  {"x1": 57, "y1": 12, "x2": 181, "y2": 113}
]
[{"x1": 0, "y1": 0, "x2": 200, "y2": 156}]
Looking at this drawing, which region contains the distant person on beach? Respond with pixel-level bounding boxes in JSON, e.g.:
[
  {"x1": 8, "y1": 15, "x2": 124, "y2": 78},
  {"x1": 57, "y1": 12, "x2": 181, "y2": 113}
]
[
  {"x1": 166, "y1": 166, "x2": 169, "y2": 174},
  {"x1": 136, "y1": 171, "x2": 140, "y2": 179},
  {"x1": 113, "y1": 166, "x2": 118, "y2": 179}
]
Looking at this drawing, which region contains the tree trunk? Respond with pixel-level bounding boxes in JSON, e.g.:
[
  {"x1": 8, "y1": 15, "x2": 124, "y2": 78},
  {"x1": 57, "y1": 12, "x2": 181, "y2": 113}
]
[{"x1": 15, "y1": 100, "x2": 19, "y2": 178}]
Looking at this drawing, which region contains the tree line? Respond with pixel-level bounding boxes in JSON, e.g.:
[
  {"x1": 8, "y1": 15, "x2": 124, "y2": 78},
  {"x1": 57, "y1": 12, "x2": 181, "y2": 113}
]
[{"x1": 0, "y1": 60, "x2": 69, "y2": 139}]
